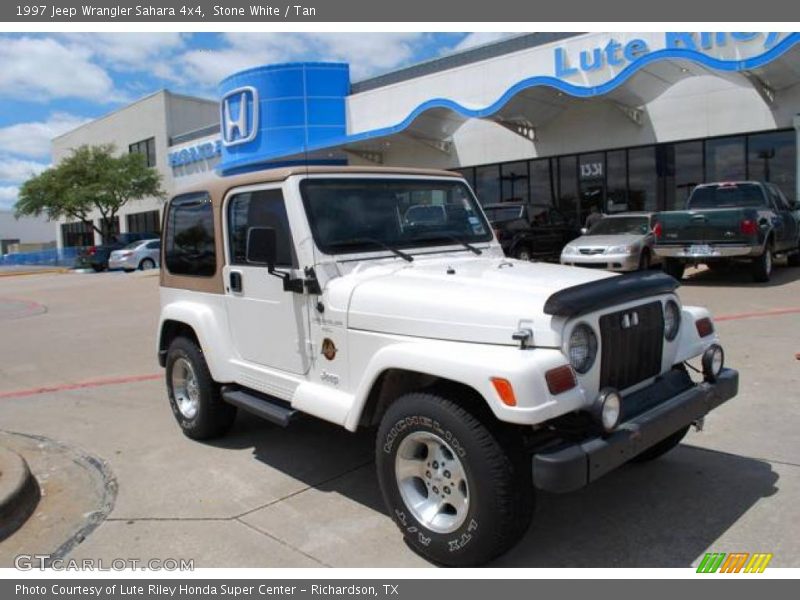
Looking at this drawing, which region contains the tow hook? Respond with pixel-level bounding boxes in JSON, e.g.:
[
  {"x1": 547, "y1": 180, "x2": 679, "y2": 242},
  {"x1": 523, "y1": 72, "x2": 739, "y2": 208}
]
[{"x1": 693, "y1": 417, "x2": 705, "y2": 432}]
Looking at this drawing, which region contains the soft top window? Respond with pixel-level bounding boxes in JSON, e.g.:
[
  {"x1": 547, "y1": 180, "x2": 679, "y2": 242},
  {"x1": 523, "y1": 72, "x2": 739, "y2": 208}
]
[{"x1": 164, "y1": 192, "x2": 216, "y2": 277}]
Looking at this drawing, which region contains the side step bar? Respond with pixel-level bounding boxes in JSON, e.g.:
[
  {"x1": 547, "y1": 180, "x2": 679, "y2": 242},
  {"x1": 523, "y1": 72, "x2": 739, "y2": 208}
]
[{"x1": 221, "y1": 386, "x2": 298, "y2": 427}]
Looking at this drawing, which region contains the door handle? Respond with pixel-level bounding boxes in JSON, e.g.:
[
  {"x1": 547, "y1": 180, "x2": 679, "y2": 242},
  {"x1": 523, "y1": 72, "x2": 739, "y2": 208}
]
[{"x1": 229, "y1": 271, "x2": 243, "y2": 293}]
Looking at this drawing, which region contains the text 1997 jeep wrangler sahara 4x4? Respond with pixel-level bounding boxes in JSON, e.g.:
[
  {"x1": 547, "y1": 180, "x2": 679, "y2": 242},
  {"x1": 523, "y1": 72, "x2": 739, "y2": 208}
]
[{"x1": 158, "y1": 166, "x2": 738, "y2": 566}]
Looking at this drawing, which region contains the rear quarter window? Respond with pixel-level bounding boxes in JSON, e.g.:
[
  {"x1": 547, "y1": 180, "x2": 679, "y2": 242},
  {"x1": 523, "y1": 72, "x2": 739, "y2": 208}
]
[{"x1": 164, "y1": 192, "x2": 216, "y2": 277}]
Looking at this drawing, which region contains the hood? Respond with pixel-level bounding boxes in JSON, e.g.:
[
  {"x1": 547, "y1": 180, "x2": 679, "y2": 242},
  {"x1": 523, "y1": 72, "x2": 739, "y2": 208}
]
[
  {"x1": 337, "y1": 256, "x2": 616, "y2": 347},
  {"x1": 567, "y1": 234, "x2": 645, "y2": 248}
]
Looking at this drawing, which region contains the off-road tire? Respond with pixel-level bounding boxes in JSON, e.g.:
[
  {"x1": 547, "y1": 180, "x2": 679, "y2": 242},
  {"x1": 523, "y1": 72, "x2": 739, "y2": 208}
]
[
  {"x1": 165, "y1": 336, "x2": 236, "y2": 440},
  {"x1": 376, "y1": 393, "x2": 533, "y2": 566},
  {"x1": 630, "y1": 426, "x2": 690, "y2": 462},
  {"x1": 663, "y1": 258, "x2": 685, "y2": 281},
  {"x1": 751, "y1": 246, "x2": 773, "y2": 282}
]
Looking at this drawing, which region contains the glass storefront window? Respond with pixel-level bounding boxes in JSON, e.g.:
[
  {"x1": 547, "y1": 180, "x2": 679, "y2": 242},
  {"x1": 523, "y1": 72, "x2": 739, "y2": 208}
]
[
  {"x1": 671, "y1": 141, "x2": 704, "y2": 210},
  {"x1": 578, "y1": 152, "x2": 605, "y2": 224},
  {"x1": 748, "y1": 130, "x2": 796, "y2": 203},
  {"x1": 529, "y1": 158, "x2": 555, "y2": 205},
  {"x1": 605, "y1": 150, "x2": 627, "y2": 213},
  {"x1": 500, "y1": 161, "x2": 529, "y2": 203},
  {"x1": 474, "y1": 165, "x2": 500, "y2": 205},
  {"x1": 706, "y1": 136, "x2": 746, "y2": 181},
  {"x1": 453, "y1": 167, "x2": 475, "y2": 190},
  {"x1": 628, "y1": 146, "x2": 658, "y2": 211},
  {"x1": 558, "y1": 156, "x2": 578, "y2": 223}
]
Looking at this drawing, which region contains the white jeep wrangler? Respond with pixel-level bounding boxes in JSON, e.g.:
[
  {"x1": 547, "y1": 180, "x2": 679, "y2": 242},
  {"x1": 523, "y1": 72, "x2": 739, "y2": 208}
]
[{"x1": 157, "y1": 166, "x2": 738, "y2": 566}]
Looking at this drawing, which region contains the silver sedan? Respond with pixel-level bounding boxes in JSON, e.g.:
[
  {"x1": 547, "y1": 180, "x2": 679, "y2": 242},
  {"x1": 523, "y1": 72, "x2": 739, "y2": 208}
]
[
  {"x1": 560, "y1": 213, "x2": 661, "y2": 272},
  {"x1": 108, "y1": 239, "x2": 161, "y2": 272}
]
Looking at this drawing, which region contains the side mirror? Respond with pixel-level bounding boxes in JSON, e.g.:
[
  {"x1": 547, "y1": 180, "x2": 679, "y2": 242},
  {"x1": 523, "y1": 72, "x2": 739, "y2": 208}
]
[
  {"x1": 246, "y1": 226, "x2": 277, "y2": 269},
  {"x1": 580, "y1": 227, "x2": 588, "y2": 235}
]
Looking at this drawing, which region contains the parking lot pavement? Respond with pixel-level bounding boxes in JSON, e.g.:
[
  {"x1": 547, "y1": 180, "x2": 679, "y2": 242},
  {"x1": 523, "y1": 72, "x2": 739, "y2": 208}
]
[{"x1": 0, "y1": 265, "x2": 798, "y2": 567}]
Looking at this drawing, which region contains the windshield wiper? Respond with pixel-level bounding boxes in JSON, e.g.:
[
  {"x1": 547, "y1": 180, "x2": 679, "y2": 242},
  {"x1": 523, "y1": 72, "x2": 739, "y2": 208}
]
[
  {"x1": 421, "y1": 234, "x2": 482, "y2": 255},
  {"x1": 332, "y1": 237, "x2": 414, "y2": 262}
]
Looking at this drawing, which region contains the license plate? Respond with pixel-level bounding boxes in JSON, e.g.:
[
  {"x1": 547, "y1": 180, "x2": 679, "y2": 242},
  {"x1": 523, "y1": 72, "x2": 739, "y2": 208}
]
[{"x1": 689, "y1": 244, "x2": 714, "y2": 256}]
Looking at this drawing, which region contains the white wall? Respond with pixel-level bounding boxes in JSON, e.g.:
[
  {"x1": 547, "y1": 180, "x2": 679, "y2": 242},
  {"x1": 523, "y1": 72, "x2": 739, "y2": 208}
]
[{"x1": 0, "y1": 211, "x2": 55, "y2": 246}]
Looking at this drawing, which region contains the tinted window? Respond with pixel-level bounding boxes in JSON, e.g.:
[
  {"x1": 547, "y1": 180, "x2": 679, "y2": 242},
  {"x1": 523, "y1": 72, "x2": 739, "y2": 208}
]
[
  {"x1": 228, "y1": 189, "x2": 295, "y2": 267},
  {"x1": 748, "y1": 131, "x2": 796, "y2": 203},
  {"x1": 705, "y1": 136, "x2": 746, "y2": 181},
  {"x1": 483, "y1": 206, "x2": 524, "y2": 223},
  {"x1": 165, "y1": 192, "x2": 216, "y2": 277},
  {"x1": 587, "y1": 216, "x2": 650, "y2": 235},
  {"x1": 146, "y1": 241, "x2": 161, "y2": 250},
  {"x1": 688, "y1": 184, "x2": 766, "y2": 209}
]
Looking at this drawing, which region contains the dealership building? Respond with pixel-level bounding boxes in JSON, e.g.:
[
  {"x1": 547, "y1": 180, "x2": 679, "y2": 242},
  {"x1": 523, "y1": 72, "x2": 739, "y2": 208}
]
[{"x1": 53, "y1": 31, "x2": 800, "y2": 247}]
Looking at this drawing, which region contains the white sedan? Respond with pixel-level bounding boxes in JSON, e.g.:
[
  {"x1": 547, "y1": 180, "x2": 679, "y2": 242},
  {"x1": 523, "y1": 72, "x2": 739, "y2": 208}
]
[{"x1": 108, "y1": 239, "x2": 161, "y2": 272}]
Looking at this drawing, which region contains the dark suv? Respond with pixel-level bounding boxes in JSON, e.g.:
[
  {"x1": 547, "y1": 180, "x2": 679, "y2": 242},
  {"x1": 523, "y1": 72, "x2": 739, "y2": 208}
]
[
  {"x1": 483, "y1": 203, "x2": 580, "y2": 261},
  {"x1": 80, "y1": 231, "x2": 160, "y2": 272}
]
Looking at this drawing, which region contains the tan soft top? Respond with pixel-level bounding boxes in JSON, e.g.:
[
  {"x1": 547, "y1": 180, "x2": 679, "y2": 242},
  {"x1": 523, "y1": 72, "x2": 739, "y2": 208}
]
[
  {"x1": 176, "y1": 165, "x2": 461, "y2": 200},
  {"x1": 161, "y1": 165, "x2": 462, "y2": 294}
]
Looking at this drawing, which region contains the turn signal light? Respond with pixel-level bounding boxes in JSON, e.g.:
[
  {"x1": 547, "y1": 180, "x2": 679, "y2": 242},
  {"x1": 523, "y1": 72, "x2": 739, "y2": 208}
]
[
  {"x1": 696, "y1": 317, "x2": 715, "y2": 337},
  {"x1": 490, "y1": 378, "x2": 517, "y2": 407},
  {"x1": 740, "y1": 219, "x2": 758, "y2": 235},
  {"x1": 545, "y1": 365, "x2": 577, "y2": 395}
]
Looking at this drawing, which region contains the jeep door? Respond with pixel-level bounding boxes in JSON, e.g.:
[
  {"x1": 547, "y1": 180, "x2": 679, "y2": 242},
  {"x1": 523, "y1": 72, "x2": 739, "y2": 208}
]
[{"x1": 223, "y1": 186, "x2": 310, "y2": 375}]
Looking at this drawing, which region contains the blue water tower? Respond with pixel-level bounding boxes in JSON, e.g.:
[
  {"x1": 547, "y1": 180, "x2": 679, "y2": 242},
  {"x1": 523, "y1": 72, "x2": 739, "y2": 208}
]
[{"x1": 217, "y1": 62, "x2": 350, "y2": 175}]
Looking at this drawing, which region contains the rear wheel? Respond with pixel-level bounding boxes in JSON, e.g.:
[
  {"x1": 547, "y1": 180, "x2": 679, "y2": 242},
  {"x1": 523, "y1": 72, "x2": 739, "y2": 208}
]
[
  {"x1": 376, "y1": 392, "x2": 533, "y2": 566},
  {"x1": 751, "y1": 246, "x2": 773, "y2": 282},
  {"x1": 663, "y1": 258, "x2": 685, "y2": 281},
  {"x1": 91, "y1": 264, "x2": 105, "y2": 273},
  {"x1": 631, "y1": 426, "x2": 690, "y2": 462},
  {"x1": 165, "y1": 337, "x2": 236, "y2": 440}
]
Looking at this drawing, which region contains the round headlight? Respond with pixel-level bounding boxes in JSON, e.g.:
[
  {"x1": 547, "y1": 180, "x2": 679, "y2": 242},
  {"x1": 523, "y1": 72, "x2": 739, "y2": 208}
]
[
  {"x1": 664, "y1": 300, "x2": 681, "y2": 341},
  {"x1": 592, "y1": 388, "x2": 622, "y2": 432},
  {"x1": 702, "y1": 344, "x2": 725, "y2": 381},
  {"x1": 568, "y1": 323, "x2": 598, "y2": 374}
]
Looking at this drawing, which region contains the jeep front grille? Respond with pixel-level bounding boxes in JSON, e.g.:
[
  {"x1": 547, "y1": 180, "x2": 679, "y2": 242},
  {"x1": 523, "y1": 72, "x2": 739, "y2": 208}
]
[{"x1": 599, "y1": 301, "x2": 664, "y2": 391}]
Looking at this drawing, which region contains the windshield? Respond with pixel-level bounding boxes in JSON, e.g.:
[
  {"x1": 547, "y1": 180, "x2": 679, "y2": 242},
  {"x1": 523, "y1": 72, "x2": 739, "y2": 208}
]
[
  {"x1": 688, "y1": 184, "x2": 766, "y2": 209},
  {"x1": 301, "y1": 178, "x2": 492, "y2": 255},
  {"x1": 587, "y1": 216, "x2": 650, "y2": 236},
  {"x1": 483, "y1": 206, "x2": 524, "y2": 223}
]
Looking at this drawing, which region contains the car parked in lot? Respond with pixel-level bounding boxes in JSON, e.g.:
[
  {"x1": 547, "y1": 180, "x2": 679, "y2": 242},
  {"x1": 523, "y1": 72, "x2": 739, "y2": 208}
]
[
  {"x1": 108, "y1": 239, "x2": 160, "y2": 272},
  {"x1": 80, "y1": 231, "x2": 160, "y2": 272},
  {"x1": 483, "y1": 202, "x2": 580, "y2": 261},
  {"x1": 158, "y1": 166, "x2": 738, "y2": 566},
  {"x1": 560, "y1": 212, "x2": 661, "y2": 272},
  {"x1": 654, "y1": 181, "x2": 800, "y2": 282}
]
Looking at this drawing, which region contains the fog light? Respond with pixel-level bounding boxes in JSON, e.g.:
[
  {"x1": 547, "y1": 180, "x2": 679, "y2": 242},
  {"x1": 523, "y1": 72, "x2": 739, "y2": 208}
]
[
  {"x1": 702, "y1": 344, "x2": 724, "y2": 382},
  {"x1": 592, "y1": 388, "x2": 622, "y2": 433}
]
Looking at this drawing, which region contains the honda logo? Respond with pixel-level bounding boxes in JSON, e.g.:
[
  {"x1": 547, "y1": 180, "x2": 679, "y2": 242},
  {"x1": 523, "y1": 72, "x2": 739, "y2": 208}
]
[
  {"x1": 621, "y1": 311, "x2": 640, "y2": 329},
  {"x1": 221, "y1": 86, "x2": 259, "y2": 147}
]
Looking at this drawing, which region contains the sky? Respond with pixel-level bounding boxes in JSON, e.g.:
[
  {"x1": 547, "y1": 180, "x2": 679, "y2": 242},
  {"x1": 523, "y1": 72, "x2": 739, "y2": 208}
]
[{"x1": 0, "y1": 31, "x2": 515, "y2": 211}]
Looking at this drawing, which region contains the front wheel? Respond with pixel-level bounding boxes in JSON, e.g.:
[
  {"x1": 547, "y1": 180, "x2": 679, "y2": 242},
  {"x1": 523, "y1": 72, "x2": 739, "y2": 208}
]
[
  {"x1": 751, "y1": 246, "x2": 773, "y2": 282},
  {"x1": 376, "y1": 393, "x2": 533, "y2": 566},
  {"x1": 165, "y1": 337, "x2": 237, "y2": 440},
  {"x1": 139, "y1": 258, "x2": 156, "y2": 270}
]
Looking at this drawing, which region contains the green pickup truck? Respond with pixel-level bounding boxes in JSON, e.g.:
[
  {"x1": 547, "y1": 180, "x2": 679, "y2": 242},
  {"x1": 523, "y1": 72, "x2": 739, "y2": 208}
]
[{"x1": 654, "y1": 181, "x2": 800, "y2": 282}]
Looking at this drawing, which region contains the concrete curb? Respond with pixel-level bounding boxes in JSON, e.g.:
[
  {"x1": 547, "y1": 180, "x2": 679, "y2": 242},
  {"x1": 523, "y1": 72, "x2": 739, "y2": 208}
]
[
  {"x1": 0, "y1": 446, "x2": 41, "y2": 541},
  {"x1": 0, "y1": 268, "x2": 70, "y2": 278}
]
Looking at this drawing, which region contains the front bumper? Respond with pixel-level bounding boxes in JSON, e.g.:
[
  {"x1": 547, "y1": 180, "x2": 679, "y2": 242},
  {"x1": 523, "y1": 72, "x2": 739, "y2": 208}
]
[
  {"x1": 655, "y1": 244, "x2": 759, "y2": 259},
  {"x1": 561, "y1": 251, "x2": 640, "y2": 272},
  {"x1": 532, "y1": 368, "x2": 738, "y2": 493}
]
